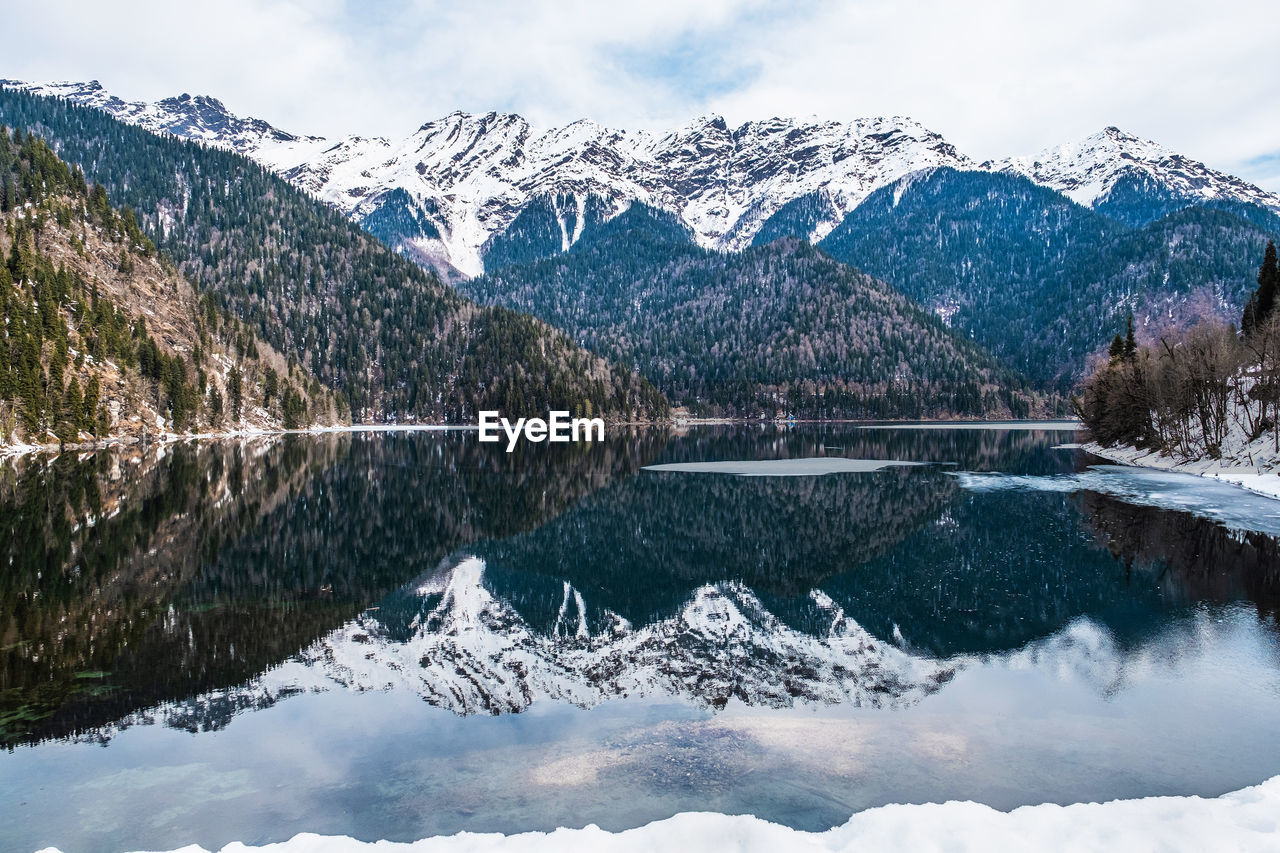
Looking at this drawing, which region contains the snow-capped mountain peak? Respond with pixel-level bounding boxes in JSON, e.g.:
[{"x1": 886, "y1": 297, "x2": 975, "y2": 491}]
[
  {"x1": 5, "y1": 78, "x2": 1278, "y2": 277},
  {"x1": 1, "y1": 78, "x2": 323, "y2": 157},
  {"x1": 1, "y1": 79, "x2": 981, "y2": 275},
  {"x1": 989, "y1": 126, "x2": 1280, "y2": 212}
]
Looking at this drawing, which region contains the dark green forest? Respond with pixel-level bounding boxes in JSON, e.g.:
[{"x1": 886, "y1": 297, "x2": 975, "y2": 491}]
[
  {"x1": 0, "y1": 88, "x2": 668, "y2": 423},
  {"x1": 810, "y1": 168, "x2": 1280, "y2": 387},
  {"x1": 0, "y1": 127, "x2": 353, "y2": 441},
  {"x1": 467, "y1": 203, "x2": 1048, "y2": 418}
]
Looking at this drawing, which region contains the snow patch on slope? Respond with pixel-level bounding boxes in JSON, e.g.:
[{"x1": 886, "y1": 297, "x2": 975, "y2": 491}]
[{"x1": 989, "y1": 126, "x2": 1280, "y2": 213}]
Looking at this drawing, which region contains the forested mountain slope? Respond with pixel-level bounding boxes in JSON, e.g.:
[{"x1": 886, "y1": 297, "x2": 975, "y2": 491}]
[
  {"x1": 814, "y1": 168, "x2": 1280, "y2": 386},
  {"x1": 9, "y1": 82, "x2": 1280, "y2": 398},
  {"x1": 0, "y1": 88, "x2": 668, "y2": 423},
  {"x1": 0, "y1": 129, "x2": 344, "y2": 446},
  {"x1": 464, "y1": 204, "x2": 1048, "y2": 418}
]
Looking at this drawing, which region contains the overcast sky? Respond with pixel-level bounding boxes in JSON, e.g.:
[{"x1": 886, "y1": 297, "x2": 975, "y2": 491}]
[{"x1": 6, "y1": 0, "x2": 1280, "y2": 189}]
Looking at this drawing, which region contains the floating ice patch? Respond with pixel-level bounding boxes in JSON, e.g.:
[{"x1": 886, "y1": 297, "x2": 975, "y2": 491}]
[
  {"x1": 643, "y1": 458, "x2": 928, "y2": 477},
  {"x1": 953, "y1": 465, "x2": 1280, "y2": 537},
  {"x1": 951, "y1": 472, "x2": 1086, "y2": 494},
  {"x1": 861, "y1": 421, "x2": 1082, "y2": 431}
]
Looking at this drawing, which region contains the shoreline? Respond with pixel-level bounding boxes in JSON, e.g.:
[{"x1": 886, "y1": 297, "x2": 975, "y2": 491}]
[
  {"x1": 0, "y1": 418, "x2": 1084, "y2": 458},
  {"x1": 1083, "y1": 441, "x2": 1280, "y2": 502}
]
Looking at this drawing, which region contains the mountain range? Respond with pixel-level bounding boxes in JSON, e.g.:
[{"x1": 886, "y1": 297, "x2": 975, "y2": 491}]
[
  {"x1": 3, "y1": 78, "x2": 1277, "y2": 401},
  {"x1": 0, "y1": 84, "x2": 670, "y2": 425},
  {"x1": 466, "y1": 205, "x2": 1036, "y2": 417},
  {"x1": 6, "y1": 80, "x2": 1276, "y2": 281}
]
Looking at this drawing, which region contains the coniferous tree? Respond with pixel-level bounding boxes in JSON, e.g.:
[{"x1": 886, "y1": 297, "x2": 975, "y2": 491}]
[
  {"x1": 1257, "y1": 241, "x2": 1279, "y2": 327},
  {"x1": 61, "y1": 377, "x2": 83, "y2": 441},
  {"x1": 1108, "y1": 334, "x2": 1126, "y2": 362},
  {"x1": 83, "y1": 375, "x2": 100, "y2": 434},
  {"x1": 1242, "y1": 241, "x2": 1278, "y2": 336},
  {"x1": 208, "y1": 386, "x2": 223, "y2": 425},
  {"x1": 228, "y1": 366, "x2": 243, "y2": 422},
  {"x1": 262, "y1": 368, "x2": 278, "y2": 407},
  {"x1": 1243, "y1": 292, "x2": 1259, "y2": 336}
]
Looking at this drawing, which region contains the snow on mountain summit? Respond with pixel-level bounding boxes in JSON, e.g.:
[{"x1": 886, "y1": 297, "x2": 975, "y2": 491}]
[
  {"x1": 0, "y1": 79, "x2": 976, "y2": 274},
  {"x1": 5, "y1": 79, "x2": 1278, "y2": 276},
  {"x1": 988, "y1": 126, "x2": 1280, "y2": 212},
  {"x1": 297, "y1": 109, "x2": 975, "y2": 275},
  {"x1": 1, "y1": 78, "x2": 324, "y2": 157}
]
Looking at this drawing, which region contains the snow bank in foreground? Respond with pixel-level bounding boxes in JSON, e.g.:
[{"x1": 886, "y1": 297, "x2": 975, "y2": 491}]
[{"x1": 43, "y1": 776, "x2": 1280, "y2": 853}]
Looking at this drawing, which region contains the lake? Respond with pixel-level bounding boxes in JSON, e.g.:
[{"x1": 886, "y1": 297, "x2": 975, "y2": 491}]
[{"x1": 2, "y1": 424, "x2": 1279, "y2": 853}]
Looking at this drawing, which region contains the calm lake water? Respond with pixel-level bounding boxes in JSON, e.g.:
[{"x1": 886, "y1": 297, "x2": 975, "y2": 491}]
[{"x1": 2, "y1": 425, "x2": 1279, "y2": 853}]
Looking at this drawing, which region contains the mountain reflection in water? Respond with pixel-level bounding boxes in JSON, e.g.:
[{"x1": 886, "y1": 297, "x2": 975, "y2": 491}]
[{"x1": 1, "y1": 426, "x2": 1278, "y2": 749}]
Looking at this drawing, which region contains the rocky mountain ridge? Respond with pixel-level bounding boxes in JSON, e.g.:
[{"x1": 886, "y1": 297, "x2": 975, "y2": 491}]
[{"x1": 8, "y1": 80, "x2": 1274, "y2": 278}]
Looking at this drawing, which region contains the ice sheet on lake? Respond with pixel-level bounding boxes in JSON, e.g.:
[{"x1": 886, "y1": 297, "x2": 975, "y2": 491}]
[
  {"x1": 861, "y1": 421, "x2": 1082, "y2": 431},
  {"x1": 46, "y1": 773, "x2": 1280, "y2": 852},
  {"x1": 643, "y1": 458, "x2": 928, "y2": 476},
  {"x1": 953, "y1": 465, "x2": 1280, "y2": 537}
]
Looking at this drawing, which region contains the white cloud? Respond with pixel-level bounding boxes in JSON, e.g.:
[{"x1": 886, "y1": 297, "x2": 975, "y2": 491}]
[
  {"x1": 704, "y1": 0, "x2": 1280, "y2": 178},
  {"x1": 4, "y1": 0, "x2": 1279, "y2": 188}
]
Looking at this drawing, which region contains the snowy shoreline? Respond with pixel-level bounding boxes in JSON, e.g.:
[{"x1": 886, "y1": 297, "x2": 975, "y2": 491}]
[
  {"x1": 36, "y1": 775, "x2": 1280, "y2": 853},
  {"x1": 1083, "y1": 441, "x2": 1280, "y2": 502},
  {"x1": 0, "y1": 419, "x2": 1084, "y2": 459},
  {"x1": 0, "y1": 422, "x2": 467, "y2": 459}
]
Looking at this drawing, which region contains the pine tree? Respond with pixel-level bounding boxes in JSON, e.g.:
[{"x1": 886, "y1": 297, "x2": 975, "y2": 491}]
[
  {"x1": 1258, "y1": 241, "x2": 1279, "y2": 327},
  {"x1": 83, "y1": 375, "x2": 100, "y2": 434},
  {"x1": 262, "y1": 367, "x2": 278, "y2": 406},
  {"x1": 18, "y1": 363, "x2": 40, "y2": 437},
  {"x1": 1108, "y1": 334, "x2": 1125, "y2": 362},
  {"x1": 208, "y1": 386, "x2": 223, "y2": 425},
  {"x1": 1124, "y1": 315, "x2": 1137, "y2": 360},
  {"x1": 1243, "y1": 292, "x2": 1259, "y2": 337},
  {"x1": 228, "y1": 366, "x2": 243, "y2": 422},
  {"x1": 61, "y1": 377, "x2": 83, "y2": 442}
]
